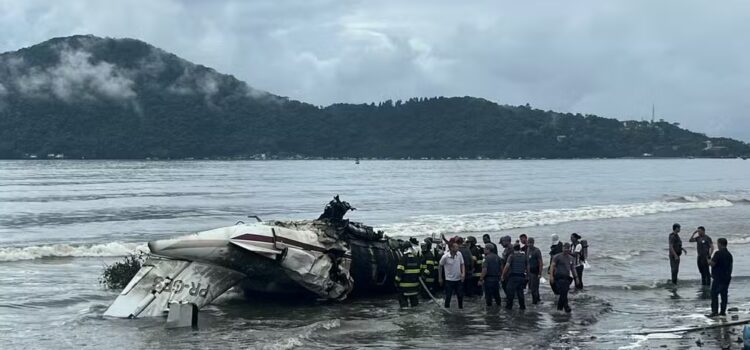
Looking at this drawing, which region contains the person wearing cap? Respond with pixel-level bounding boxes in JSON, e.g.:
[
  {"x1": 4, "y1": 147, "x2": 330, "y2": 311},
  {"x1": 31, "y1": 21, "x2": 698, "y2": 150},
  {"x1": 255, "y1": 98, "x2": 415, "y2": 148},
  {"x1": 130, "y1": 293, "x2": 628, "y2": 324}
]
[
  {"x1": 550, "y1": 242, "x2": 577, "y2": 313},
  {"x1": 479, "y1": 242, "x2": 502, "y2": 306},
  {"x1": 668, "y1": 223, "x2": 687, "y2": 285},
  {"x1": 527, "y1": 237, "x2": 544, "y2": 304}
]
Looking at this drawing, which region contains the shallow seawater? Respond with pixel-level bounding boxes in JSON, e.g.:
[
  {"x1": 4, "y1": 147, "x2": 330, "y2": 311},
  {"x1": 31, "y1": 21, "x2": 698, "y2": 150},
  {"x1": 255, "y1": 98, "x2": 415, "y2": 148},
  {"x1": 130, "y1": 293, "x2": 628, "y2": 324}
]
[{"x1": 1, "y1": 159, "x2": 750, "y2": 349}]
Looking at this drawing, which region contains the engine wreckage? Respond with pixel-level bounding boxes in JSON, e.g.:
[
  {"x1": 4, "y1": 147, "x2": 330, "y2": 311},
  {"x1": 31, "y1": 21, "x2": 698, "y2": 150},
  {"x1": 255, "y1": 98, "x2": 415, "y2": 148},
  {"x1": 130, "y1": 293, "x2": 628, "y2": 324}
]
[{"x1": 104, "y1": 196, "x2": 414, "y2": 324}]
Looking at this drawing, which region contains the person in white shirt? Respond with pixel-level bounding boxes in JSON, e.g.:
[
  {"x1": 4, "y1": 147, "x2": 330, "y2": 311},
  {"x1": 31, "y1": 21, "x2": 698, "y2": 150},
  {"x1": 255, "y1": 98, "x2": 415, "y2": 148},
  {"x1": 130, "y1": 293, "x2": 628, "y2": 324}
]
[{"x1": 439, "y1": 242, "x2": 465, "y2": 309}]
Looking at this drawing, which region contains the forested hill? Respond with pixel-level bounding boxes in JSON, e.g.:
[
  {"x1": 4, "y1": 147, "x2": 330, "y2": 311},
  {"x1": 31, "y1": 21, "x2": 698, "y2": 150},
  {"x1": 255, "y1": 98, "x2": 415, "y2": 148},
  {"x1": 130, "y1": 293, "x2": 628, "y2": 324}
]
[{"x1": 0, "y1": 35, "x2": 748, "y2": 159}]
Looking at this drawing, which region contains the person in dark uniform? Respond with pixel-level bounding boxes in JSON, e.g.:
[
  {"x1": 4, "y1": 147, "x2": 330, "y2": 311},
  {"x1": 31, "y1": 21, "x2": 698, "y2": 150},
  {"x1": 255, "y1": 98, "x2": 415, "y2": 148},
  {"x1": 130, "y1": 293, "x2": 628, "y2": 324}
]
[
  {"x1": 527, "y1": 237, "x2": 544, "y2": 304},
  {"x1": 482, "y1": 234, "x2": 496, "y2": 253},
  {"x1": 431, "y1": 238, "x2": 444, "y2": 292},
  {"x1": 668, "y1": 223, "x2": 687, "y2": 284},
  {"x1": 570, "y1": 233, "x2": 585, "y2": 290},
  {"x1": 550, "y1": 243, "x2": 577, "y2": 313},
  {"x1": 457, "y1": 237, "x2": 475, "y2": 297},
  {"x1": 420, "y1": 240, "x2": 438, "y2": 297},
  {"x1": 467, "y1": 236, "x2": 484, "y2": 296},
  {"x1": 502, "y1": 244, "x2": 529, "y2": 310},
  {"x1": 548, "y1": 234, "x2": 562, "y2": 273},
  {"x1": 519, "y1": 234, "x2": 529, "y2": 253},
  {"x1": 707, "y1": 238, "x2": 733, "y2": 317},
  {"x1": 395, "y1": 246, "x2": 421, "y2": 307},
  {"x1": 479, "y1": 243, "x2": 502, "y2": 306},
  {"x1": 689, "y1": 226, "x2": 714, "y2": 286},
  {"x1": 498, "y1": 235, "x2": 512, "y2": 292}
]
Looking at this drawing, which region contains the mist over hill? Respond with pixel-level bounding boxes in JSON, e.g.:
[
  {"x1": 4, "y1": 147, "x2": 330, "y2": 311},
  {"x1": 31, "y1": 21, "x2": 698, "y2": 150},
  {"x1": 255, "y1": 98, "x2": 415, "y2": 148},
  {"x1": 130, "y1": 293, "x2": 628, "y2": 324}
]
[{"x1": 0, "y1": 35, "x2": 747, "y2": 159}]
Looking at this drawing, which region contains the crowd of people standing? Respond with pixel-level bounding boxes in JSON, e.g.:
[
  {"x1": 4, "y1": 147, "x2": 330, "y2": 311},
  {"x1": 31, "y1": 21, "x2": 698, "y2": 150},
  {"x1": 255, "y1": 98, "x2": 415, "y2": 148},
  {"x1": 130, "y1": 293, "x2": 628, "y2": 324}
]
[
  {"x1": 395, "y1": 223, "x2": 735, "y2": 319},
  {"x1": 667, "y1": 223, "x2": 734, "y2": 317},
  {"x1": 394, "y1": 232, "x2": 588, "y2": 313}
]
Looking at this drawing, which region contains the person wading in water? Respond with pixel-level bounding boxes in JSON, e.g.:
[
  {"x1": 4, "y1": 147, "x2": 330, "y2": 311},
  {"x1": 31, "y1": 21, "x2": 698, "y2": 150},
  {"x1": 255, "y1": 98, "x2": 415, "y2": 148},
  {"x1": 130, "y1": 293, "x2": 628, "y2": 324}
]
[
  {"x1": 439, "y1": 242, "x2": 465, "y2": 309},
  {"x1": 689, "y1": 226, "x2": 714, "y2": 286},
  {"x1": 668, "y1": 223, "x2": 687, "y2": 285},
  {"x1": 550, "y1": 243, "x2": 578, "y2": 313}
]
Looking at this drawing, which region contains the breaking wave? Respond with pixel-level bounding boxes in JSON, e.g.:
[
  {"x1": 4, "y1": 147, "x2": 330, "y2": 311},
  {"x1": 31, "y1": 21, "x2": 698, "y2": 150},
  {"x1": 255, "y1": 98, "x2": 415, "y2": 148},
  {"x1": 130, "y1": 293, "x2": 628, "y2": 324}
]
[
  {"x1": 0, "y1": 242, "x2": 148, "y2": 262},
  {"x1": 729, "y1": 236, "x2": 750, "y2": 245},
  {"x1": 597, "y1": 250, "x2": 644, "y2": 261},
  {"x1": 588, "y1": 276, "x2": 750, "y2": 291},
  {"x1": 667, "y1": 192, "x2": 750, "y2": 204},
  {"x1": 381, "y1": 199, "x2": 733, "y2": 236}
]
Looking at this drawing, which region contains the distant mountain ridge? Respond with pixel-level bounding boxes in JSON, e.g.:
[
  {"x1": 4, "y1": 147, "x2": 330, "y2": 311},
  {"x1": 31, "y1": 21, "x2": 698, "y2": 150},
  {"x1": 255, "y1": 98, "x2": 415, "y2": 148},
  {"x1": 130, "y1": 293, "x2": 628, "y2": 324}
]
[{"x1": 0, "y1": 35, "x2": 748, "y2": 159}]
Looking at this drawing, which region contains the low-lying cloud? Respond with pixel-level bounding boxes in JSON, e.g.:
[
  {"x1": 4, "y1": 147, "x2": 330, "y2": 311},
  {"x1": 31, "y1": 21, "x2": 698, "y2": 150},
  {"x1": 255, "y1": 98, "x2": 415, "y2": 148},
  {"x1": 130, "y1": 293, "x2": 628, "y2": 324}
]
[{"x1": 14, "y1": 49, "x2": 136, "y2": 102}]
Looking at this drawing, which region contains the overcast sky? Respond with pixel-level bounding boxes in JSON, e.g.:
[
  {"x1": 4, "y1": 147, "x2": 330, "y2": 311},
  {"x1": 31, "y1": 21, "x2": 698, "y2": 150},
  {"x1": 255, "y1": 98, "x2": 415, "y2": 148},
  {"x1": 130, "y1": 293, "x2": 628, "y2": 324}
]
[{"x1": 1, "y1": 0, "x2": 749, "y2": 140}]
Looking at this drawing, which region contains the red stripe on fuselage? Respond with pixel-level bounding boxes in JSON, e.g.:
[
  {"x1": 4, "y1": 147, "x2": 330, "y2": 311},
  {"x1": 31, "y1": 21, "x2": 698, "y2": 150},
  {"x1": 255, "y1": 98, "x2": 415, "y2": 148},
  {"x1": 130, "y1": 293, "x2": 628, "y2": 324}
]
[{"x1": 233, "y1": 233, "x2": 274, "y2": 243}]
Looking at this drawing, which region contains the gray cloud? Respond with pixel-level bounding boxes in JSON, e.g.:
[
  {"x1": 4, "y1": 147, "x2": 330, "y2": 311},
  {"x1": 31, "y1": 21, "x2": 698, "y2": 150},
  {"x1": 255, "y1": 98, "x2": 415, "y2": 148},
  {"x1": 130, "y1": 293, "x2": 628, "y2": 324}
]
[{"x1": 0, "y1": 0, "x2": 749, "y2": 140}]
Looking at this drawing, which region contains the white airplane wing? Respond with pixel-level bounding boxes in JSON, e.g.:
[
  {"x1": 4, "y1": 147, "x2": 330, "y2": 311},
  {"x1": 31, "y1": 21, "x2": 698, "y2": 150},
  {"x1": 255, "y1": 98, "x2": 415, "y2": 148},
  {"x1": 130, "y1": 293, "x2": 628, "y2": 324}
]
[{"x1": 104, "y1": 256, "x2": 245, "y2": 318}]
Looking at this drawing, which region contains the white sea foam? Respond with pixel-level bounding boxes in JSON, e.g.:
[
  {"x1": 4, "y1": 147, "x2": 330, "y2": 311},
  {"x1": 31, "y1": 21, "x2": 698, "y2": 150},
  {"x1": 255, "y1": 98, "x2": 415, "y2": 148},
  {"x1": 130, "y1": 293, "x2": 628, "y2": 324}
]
[
  {"x1": 0, "y1": 242, "x2": 148, "y2": 262},
  {"x1": 619, "y1": 333, "x2": 683, "y2": 350},
  {"x1": 605, "y1": 250, "x2": 643, "y2": 261},
  {"x1": 380, "y1": 199, "x2": 733, "y2": 237},
  {"x1": 729, "y1": 236, "x2": 750, "y2": 245},
  {"x1": 260, "y1": 319, "x2": 341, "y2": 350},
  {"x1": 673, "y1": 193, "x2": 750, "y2": 203}
]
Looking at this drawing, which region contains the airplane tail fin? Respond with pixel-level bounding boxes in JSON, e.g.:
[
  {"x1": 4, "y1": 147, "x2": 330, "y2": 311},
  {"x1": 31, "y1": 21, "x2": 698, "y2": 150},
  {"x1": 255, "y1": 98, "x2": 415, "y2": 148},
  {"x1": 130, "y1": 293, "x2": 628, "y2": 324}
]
[{"x1": 104, "y1": 256, "x2": 245, "y2": 318}]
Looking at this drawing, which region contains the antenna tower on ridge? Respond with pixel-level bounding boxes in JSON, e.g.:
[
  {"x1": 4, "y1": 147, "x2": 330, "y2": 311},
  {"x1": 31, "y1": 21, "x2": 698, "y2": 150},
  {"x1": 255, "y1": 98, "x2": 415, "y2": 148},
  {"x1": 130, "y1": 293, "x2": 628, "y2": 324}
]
[{"x1": 651, "y1": 104, "x2": 655, "y2": 123}]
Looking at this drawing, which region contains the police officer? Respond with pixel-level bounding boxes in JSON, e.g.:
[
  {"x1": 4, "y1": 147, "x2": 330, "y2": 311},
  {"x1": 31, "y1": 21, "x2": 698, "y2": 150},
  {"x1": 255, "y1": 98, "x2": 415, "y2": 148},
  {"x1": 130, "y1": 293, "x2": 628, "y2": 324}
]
[
  {"x1": 479, "y1": 243, "x2": 502, "y2": 306},
  {"x1": 527, "y1": 237, "x2": 544, "y2": 304},
  {"x1": 420, "y1": 239, "x2": 438, "y2": 297},
  {"x1": 689, "y1": 226, "x2": 714, "y2": 286},
  {"x1": 482, "y1": 234, "x2": 496, "y2": 253},
  {"x1": 668, "y1": 223, "x2": 686, "y2": 285},
  {"x1": 502, "y1": 244, "x2": 528, "y2": 310},
  {"x1": 395, "y1": 243, "x2": 421, "y2": 307},
  {"x1": 498, "y1": 235, "x2": 513, "y2": 292},
  {"x1": 457, "y1": 237, "x2": 475, "y2": 297},
  {"x1": 467, "y1": 236, "x2": 484, "y2": 296},
  {"x1": 550, "y1": 243, "x2": 577, "y2": 313}
]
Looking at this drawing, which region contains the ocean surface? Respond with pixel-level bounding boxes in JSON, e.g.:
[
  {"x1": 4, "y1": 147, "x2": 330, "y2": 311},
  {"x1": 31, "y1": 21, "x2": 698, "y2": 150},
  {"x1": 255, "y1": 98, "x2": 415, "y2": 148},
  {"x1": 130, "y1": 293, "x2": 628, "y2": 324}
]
[{"x1": 1, "y1": 159, "x2": 749, "y2": 349}]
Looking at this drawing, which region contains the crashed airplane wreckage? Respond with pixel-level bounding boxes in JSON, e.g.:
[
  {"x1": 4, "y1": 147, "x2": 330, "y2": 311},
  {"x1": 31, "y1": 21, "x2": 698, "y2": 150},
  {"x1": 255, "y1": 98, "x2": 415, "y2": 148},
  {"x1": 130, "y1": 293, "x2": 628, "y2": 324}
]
[{"x1": 104, "y1": 196, "x2": 415, "y2": 323}]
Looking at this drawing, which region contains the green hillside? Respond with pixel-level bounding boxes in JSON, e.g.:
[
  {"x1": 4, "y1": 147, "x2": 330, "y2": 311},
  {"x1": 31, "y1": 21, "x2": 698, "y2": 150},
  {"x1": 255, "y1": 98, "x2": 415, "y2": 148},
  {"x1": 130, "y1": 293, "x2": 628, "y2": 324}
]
[{"x1": 0, "y1": 35, "x2": 747, "y2": 159}]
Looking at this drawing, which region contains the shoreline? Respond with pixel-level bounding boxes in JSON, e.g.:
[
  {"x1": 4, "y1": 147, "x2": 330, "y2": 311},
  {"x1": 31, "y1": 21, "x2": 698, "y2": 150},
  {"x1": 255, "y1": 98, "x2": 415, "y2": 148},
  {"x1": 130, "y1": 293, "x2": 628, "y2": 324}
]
[{"x1": 1, "y1": 156, "x2": 746, "y2": 161}]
